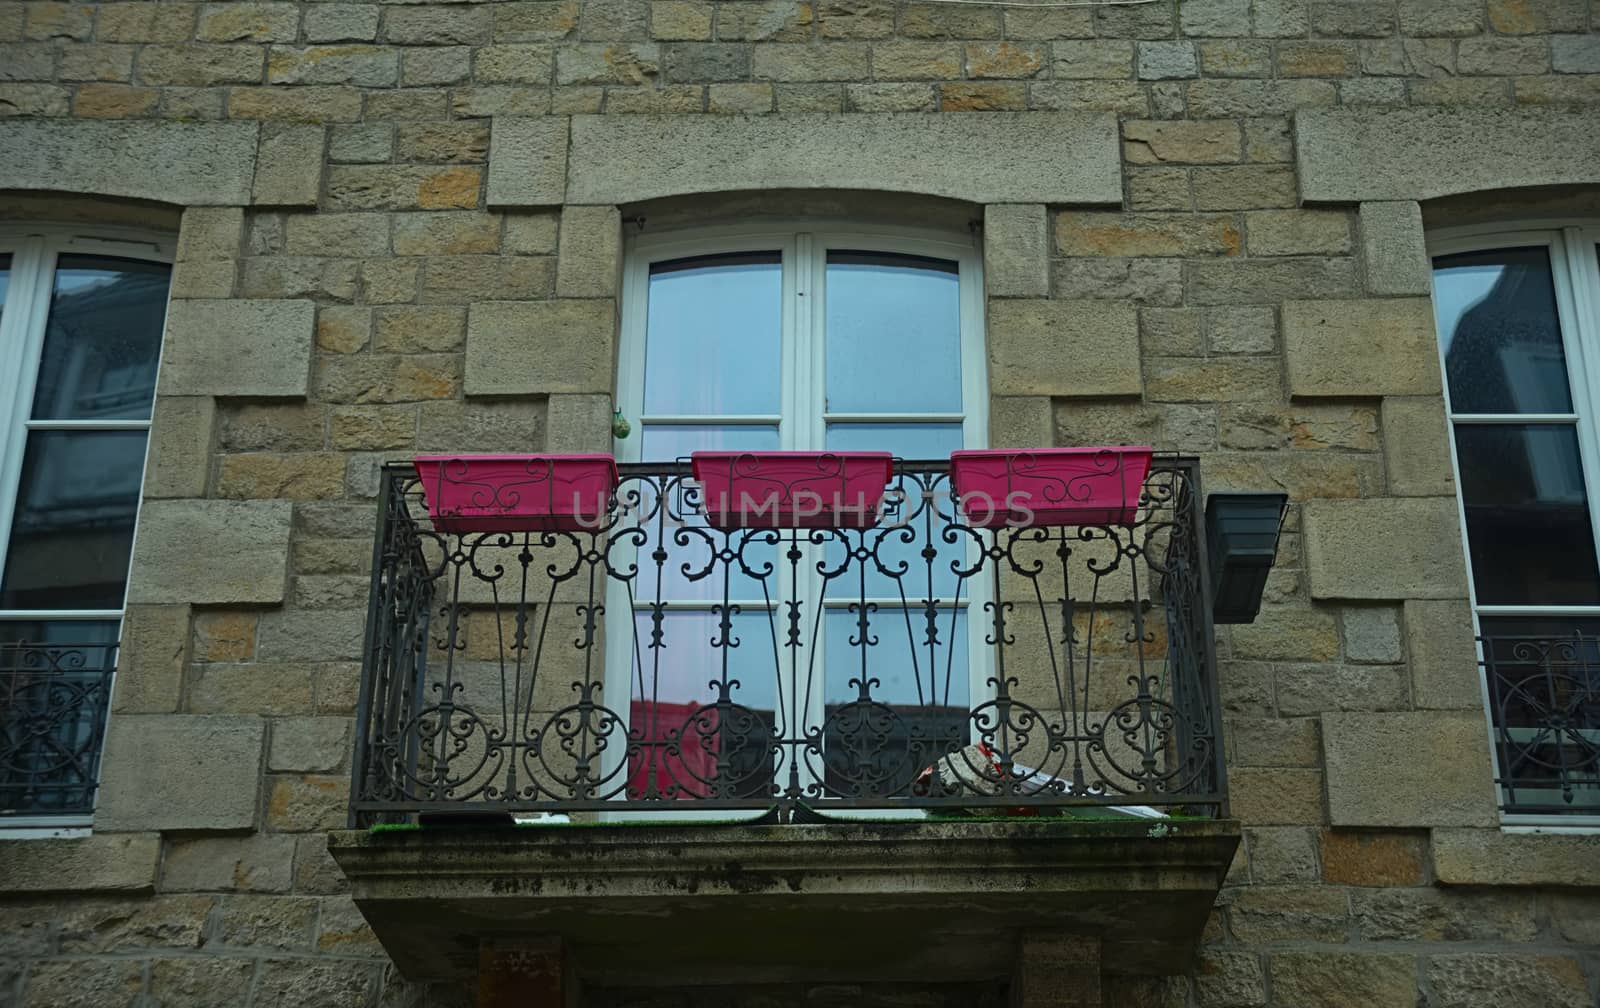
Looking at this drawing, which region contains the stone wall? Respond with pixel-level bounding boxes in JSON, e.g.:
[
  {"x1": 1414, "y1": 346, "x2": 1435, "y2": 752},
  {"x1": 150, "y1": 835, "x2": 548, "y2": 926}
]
[{"x1": 1, "y1": 0, "x2": 1599, "y2": 1005}]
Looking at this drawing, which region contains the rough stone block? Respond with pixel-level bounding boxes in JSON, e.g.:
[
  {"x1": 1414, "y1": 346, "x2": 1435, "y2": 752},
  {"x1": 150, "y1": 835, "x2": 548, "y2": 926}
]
[
  {"x1": 1056, "y1": 212, "x2": 1240, "y2": 258},
  {"x1": 160, "y1": 299, "x2": 315, "y2": 399},
  {"x1": 1432, "y1": 830, "x2": 1600, "y2": 887},
  {"x1": 0, "y1": 834, "x2": 160, "y2": 893},
  {"x1": 1269, "y1": 951, "x2": 1417, "y2": 1008},
  {"x1": 1404, "y1": 598, "x2": 1481, "y2": 710},
  {"x1": 1245, "y1": 210, "x2": 1351, "y2": 256},
  {"x1": 1322, "y1": 711, "x2": 1497, "y2": 827},
  {"x1": 1228, "y1": 767, "x2": 1326, "y2": 825},
  {"x1": 1319, "y1": 829, "x2": 1426, "y2": 886},
  {"x1": 269, "y1": 717, "x2": 352, "y2": 773},
  {"x1": 1054, "y1": 257, "x2": 1184, "y2": 305},
  {"x1": 112, "y1": 604, "x2": 190, "y2": 715},
  {"x1": 1050, "y1": 40, "x2": 1132, "y2": 80},
  {"x1": 545, "y1": 393, "x2": 613, "y2": 453},
  {"x1": 1341, "y1": 606, "x2": 1402, "y2": 663},
  {"x1": 1381, "y1": 396, "x2": 1453, "y2": 496},
  {"x1": 984, "y1": 204, "x2": 1048, "y2": 298},
  {"x1": 1425, "y1": 954, "x2": 1591, "y2": 1008},
  {"x1": 1353, "y1": 882, "x2": 1535, "y2": 941},
  {"x1": 1297, "y1": 108, "x2": 1600, "y2": 203},
  {"x1": 1230, "y1": 605, "x2": 1340, "y2": 662},
  {"x1": 465, "y1": 300, "x2": 616, "y2": 396},
  {"x1": 1123, "y1": 119, "x2": 1241, "y2": 166},
  {"x1": 1304, "y1": 498, "x2": 1468, "y2": 600},
  {"x1": 1283, "y1": 299, "x2": 1442, "y2": 398},
  {"x1": 419, "y1": 399, "x2": 547, "y2": 453},
  {"x1": 0, "y1": 120, "x2": 259, "y2": 205},
  {"x1": 1137, "y1": 41, "x2": 1197, "y2": 80},
  {"x1": 256, "y1": 609, "x2": 367, "y2": 663},
  {"x1": 1246, "y1": 826, "x2": 1319, "y2": 882},
  {"x1": 487, "y1": 116, "x2": 570, "y2": 207},
  {"x1": 556, "y1": 204, "x2": 622, "y2": 298},
  {"x1": 304, "y1": 4, "x2": 381, "y2": 43},
  {"x1": 1187, "y1": 258, "x2": 1360, "y2": 305},
  {"x1": 1552, "y1": 34, "x2": 1600, "y2": 74},
  {"x1": 127, "y1": 500, "x2": 293, "y2": 605},
  {"x1": 267, "y1": 774, "x2": 348, "y2": 831},
  {"x1": 1011, "y1": 933, "x2": 1101, "y2": 1008},
  {"x1": 252, "y1": 124, "x2": 326, "y2": 206},
  {"x1": 1229, "y1": 884, "x2": 1348, "y2": 943},
  {"x1": 989, "y1": 396, "x2": 1053, "y2": 449},
  {"x1": 96, "y1": 716, "x2": 265, "y2": 831},
  {"x1": 1195, "y1": 950, "x2": 1265, "y2": 1006},
  {"x1": 564, "y1": 112, "x2": 1122, "y2": 206},
  {"x1": 1359, "y1": 201, "x2": 1431, "y2": 296},
  {"x1": 1180, "y1": 0, "x2": 1250, "y2": 36},
  {"x1": 176, "y1": 206, "x2": 245, "y2": 263},
  {"x1": 149, "y1": 959, "x2": 259, "y2": 1004},
  {"x1": 163, "y1": 833, "x2": 298, "y2": 892},
  {"x1": 143, "y1": 396, "x2": 217, "y2": 500},
  {"x1": 988, "y1": 300, "x2": 1139, "y2": 398},
  {"x1": 390, "y1": 214, "x2": 499, "y2": 258}
]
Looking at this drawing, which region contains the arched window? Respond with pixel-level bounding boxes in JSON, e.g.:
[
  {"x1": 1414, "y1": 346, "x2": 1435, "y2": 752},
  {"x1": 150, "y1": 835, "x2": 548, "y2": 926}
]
[
  {"x1": 0, "y1": 226, "x2": 173, "y2": 825},
  {"x1": 1430, "y1": 222, "x2": 1600, "y2": 821},
  {"x1": 606, "y1": 221, "x2": 989, "y2": 807}
]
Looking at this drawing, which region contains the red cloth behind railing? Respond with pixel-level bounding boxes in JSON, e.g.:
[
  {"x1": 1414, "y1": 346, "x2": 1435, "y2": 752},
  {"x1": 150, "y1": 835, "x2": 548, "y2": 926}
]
[{"x1": 628, "y1": 699, "x2": 719, "y2": 799}]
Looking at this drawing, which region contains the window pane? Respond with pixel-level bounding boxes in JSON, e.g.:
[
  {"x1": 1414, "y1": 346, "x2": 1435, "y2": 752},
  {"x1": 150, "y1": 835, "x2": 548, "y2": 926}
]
[
  {"x1": 1433, "y1": 247, "x2": 1572, "y2": 415},
  {"x1": 635, "y1": 424, "x2": 779, "y2": 602},
  {"x1": 822, "y1": 607, "x2": 968, "y2": 796},
  {"x1": 0, "y1": 430, "x2": 148, "y2": 610},
  {"x1": 0, "y1": 254, "x2": 11, "y2": 325},
  {"x1": 1455, "y1": 424, "x2": 1600, "y2": 604},
  {"x1": 826, "y1": 251, "x2": 961, "y2": 414},
  {"x1": 825, "y1": 423, "x2": 966, "y2": 601},
  {"x1": 31, "y1": 255, "x2": 171, "y2": 422},
  {"x1": 825, "y1": 421, "x2": 962, "y2": 459},
  {"x1": 825, "y1": 607, "x2": 968, "y2": 709},
  {"x1": 627, "y1": 608, "x2": 779, "y2": 800},
  {"x1": 644, "y1": 253, "x2": 782, "y2": 417}
]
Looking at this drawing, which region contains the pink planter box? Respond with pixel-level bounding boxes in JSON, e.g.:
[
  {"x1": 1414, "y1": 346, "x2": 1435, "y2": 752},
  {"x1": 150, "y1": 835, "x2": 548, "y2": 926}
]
[
  {"x1": 949, "y1": 447, "x2": 1153, "y2": 528},
  {"x1": 690, "y1": 451, "x2": 894, "y2": 529},
  {"x1": 412, "y1": 454, "x2": 618, "y2": 533}
]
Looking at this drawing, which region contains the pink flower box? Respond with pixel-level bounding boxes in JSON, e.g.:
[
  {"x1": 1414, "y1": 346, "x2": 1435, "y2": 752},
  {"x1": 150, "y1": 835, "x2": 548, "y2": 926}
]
[
  {"x1": 690, "y1": 451, "x2": 894, "y2": 529},
  {"x1": 412, "y1": 454, "x2": 619, "y2": 533},
  {"x1": 949, "y1": 446, "x2": 1153, "y2": 528}
]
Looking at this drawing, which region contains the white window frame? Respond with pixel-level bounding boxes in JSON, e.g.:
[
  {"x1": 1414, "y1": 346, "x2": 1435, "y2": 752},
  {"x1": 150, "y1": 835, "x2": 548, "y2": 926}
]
[
  {"x1": 603, "y1": 220, "x2": 991, "y2": 812},
  {"x1": 0, "y1": 224, "x2": 174, "y2": 831},
  {"x1": 1429, "y1": 220, "x2": 1600, "y2": 829}
]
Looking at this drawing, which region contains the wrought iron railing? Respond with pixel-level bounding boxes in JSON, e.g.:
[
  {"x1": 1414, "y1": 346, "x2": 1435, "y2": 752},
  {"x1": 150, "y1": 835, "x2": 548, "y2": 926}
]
[
  {"x1": 350, "y1": 457, "x2": 1226, "y2": 824},
  {"x1": 0, "y1": 639, "x2": 118, "y2": 818},
  {"x1": 1481, "y1": 633, "x2": 1600, "y2": 817}
]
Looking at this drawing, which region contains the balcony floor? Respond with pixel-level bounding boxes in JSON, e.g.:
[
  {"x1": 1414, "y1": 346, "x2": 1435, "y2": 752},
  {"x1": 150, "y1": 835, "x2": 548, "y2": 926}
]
[{"x1": 329, "y1": 817, "x2": 1240, "y2": 986}]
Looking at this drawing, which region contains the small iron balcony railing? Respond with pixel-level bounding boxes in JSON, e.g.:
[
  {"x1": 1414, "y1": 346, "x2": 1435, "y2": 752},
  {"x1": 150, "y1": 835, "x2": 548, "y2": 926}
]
[
  {"x1": 0, "y1": 639, "x2": 117, "y2": 819},
  {"x1": 1481, "y1": 633, "x2": 1600, "y2": 817},
  {"x1": 350, "y1": 457, "x2": 1226, "y2": 825}
]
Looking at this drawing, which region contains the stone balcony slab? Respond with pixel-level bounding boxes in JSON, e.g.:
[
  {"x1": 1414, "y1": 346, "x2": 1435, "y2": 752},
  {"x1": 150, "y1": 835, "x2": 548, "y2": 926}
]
[{"x1": 329, "y1": 818, "x2": 1240, "y2": 987}]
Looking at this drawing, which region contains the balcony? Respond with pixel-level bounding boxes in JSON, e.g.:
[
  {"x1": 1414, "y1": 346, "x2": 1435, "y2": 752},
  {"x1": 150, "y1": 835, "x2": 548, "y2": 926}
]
[
  {"x1": 332, "y1": 455, "x2": 1242, "y2": 988},
  {"x1": 1480, "y1": 632, "x2": 1600, "y2": 818},
  {"x1": 0, "y1": 638, "x2": 117, "y2": 822}
]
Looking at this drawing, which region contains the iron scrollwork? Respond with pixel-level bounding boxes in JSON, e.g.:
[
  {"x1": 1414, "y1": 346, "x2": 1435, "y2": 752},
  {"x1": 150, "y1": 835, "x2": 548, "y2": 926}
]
[{"x1": 349, "y1": 457, "x2": 1226, "y2": 824}]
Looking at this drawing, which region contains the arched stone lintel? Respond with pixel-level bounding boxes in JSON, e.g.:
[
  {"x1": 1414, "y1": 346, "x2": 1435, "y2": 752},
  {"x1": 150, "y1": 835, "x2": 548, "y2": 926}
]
[
  {"x1": 488, "y1": 112, "x2": 1124, "y2": 209},
  {"x1": 1296, "y1": 107, "x2": 1600, "y2": 205},
  {"x1": 0, "y1": 120, "x2": 324, "y2": 208}
]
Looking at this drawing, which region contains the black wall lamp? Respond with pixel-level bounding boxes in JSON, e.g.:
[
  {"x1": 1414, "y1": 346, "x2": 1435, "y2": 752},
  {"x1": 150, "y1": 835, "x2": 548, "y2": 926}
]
[{"x1": 1204, "y1": 492, "x2": 1290, "y2": 624}]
